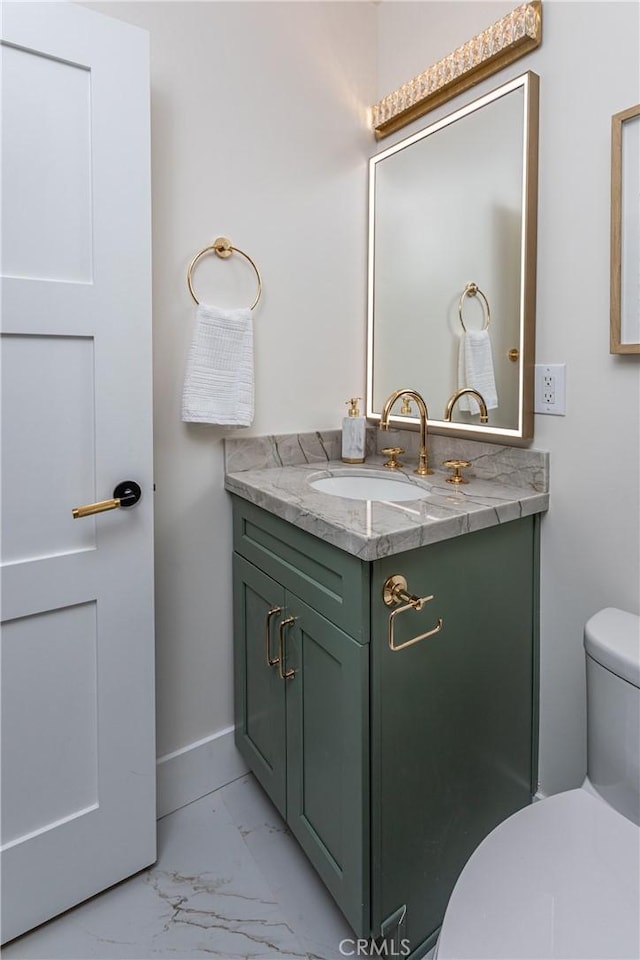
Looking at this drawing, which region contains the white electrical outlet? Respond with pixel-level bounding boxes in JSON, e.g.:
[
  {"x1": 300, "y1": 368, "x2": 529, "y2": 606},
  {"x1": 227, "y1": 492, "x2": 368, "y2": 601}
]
[{"x1": 535, "y1": 363, "x2": 566, "y2": 415}]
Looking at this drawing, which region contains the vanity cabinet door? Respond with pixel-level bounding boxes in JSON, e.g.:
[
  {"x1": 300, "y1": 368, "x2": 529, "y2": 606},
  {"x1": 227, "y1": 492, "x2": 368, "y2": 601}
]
[
  {"x1": 370, "y1": 517, "x2": 538, "y2": 953},
  {"x1": 233, "y1": 554, "x2": 287, "y2": 817},
  {"x1": 285, "y1": 595, "x2": 370, "y2": 938}
]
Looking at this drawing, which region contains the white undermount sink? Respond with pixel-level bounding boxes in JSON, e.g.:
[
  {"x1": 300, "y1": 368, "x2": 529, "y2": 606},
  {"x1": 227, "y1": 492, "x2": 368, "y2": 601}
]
[{"x1": 309, "y1": 473, "x2": 432, "y2": 502}]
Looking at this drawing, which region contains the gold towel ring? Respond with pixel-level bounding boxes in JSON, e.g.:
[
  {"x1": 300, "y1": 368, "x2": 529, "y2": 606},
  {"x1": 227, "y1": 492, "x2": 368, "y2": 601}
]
[
  {"x1": 458, "y1": 282, "x2": 491, "y2": 332},
  {"x1": 187, "y1": 236, "x2": 263, "y2": 310}
]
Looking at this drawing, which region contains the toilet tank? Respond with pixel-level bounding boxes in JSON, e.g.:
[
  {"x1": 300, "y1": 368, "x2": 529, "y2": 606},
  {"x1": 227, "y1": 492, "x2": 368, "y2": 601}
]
[{"x1": 584, "y1": 607, "x2": 640, "y2": 825}]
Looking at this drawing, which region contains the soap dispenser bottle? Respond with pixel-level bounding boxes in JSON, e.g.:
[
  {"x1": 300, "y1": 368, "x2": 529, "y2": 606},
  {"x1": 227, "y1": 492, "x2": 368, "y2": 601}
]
[{"x1": 341, "y1": 397, "x2": 366, "y2": 464}]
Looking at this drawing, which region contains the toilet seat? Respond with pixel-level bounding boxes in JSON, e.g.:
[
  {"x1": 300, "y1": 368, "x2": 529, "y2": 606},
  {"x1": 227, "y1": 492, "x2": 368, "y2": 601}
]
[{"x1": 436, "y1": 788, "x2": 640, "y2": 960}]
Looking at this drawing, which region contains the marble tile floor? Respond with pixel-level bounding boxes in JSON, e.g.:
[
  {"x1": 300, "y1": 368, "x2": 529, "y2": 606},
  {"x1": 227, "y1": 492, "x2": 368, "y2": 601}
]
[{"x1": 4, "y1": 774, "x2": 359, "y2": 960}]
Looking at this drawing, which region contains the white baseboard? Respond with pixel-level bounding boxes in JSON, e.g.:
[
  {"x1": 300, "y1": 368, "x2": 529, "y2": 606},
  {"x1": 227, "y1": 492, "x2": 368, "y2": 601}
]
[{"x1": 156, "y1": 725, "x2": 248, "y2": 819}]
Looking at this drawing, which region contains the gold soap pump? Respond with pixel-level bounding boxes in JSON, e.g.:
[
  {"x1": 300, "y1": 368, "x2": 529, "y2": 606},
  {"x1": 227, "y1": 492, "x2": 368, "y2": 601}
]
[{"x1": 341, "y1": 397, "x2": 366, "y2": 464}]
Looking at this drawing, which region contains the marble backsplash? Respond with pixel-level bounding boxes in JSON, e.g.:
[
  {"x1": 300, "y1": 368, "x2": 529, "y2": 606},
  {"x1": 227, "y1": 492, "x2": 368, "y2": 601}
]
[{"x1": 224, "y1": 428, "x2": 549, "y2": 493}]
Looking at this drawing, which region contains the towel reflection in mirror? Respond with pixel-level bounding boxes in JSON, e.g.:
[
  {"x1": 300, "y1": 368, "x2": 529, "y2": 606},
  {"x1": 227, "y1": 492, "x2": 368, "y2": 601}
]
[{"x1": 456, "y1": 282, "x2": 497, "y2": 414}]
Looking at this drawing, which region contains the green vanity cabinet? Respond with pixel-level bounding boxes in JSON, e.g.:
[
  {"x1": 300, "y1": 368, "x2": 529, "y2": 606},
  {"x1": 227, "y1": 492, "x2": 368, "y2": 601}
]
[
  {"x1": 233, "y1": 504, "x2": 371, "y2": 935},
  {"x1": 232, "y1": 495, "x2": 539, "y2": 954},
  {"x1": 233, "y1": 555, "x2": 287, "y2": 817},
  {"x1": 369, "y1": 517, "x2": 539, "y2": 952}
]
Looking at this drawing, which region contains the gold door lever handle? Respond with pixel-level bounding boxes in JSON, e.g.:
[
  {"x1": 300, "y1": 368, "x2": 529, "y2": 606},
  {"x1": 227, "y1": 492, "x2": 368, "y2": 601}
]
[
  {"x1": 72, "y1": 481, "x2": 142, "y2": 519},
  {"x1": 72, "y1": 498, "x2": 121, "y2": 519}
]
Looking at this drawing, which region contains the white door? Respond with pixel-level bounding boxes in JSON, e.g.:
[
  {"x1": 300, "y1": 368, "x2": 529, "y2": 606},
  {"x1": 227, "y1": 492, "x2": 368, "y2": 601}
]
[{"x1": 1, "y1": 3, "x2": 155, "y2": 943}]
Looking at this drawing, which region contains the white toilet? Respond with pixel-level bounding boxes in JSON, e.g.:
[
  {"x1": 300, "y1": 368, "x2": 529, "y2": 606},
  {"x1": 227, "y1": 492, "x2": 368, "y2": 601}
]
[{"x1": 436, "y1": 607, "x2": 640, "y2": 960}]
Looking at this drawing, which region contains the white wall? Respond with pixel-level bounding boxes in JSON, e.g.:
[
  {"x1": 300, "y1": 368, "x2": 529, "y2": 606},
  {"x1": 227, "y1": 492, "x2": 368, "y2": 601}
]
[
  {"x1": 377, "y1": 1, "x2": 640, "y2": 795},
  {"x1": 86, "y1": 2, "x2": 377, "y2": 794},
  {"x1": 89, "y1": 0, "x2": 639, "y2": 807}
]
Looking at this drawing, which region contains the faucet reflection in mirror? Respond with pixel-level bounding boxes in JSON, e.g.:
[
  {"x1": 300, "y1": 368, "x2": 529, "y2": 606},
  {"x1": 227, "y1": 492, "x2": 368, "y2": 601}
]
[
  {"x1": 380, "y1": 389, "x2": 432, "y2": 476},
  {"x1": 444, "y1": 388, "x2": 489, "y2": 424}
]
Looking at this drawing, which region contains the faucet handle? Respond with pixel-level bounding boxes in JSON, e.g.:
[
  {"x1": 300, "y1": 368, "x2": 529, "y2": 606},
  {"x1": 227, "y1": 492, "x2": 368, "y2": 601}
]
[
  {"x1": 382, "y1": 447, "x2": 404, "y2": 469},
  {"x1": 443, "y1": 459, "x2": 471, "y2": 484}
]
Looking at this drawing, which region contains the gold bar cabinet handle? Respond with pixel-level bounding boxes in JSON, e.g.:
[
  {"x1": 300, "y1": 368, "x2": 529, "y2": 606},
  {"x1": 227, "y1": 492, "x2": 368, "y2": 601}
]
[
  {"x1": 72, "y1": 498, "x2": 121, "y2": 519},
  {"x1": 278, "y1": 616, "x2": 296, "y2": 680},
  {"x1": 72, "y1": 481, "x2": 142, "y2": 519},
  {"x1": 265, "y1": 606, "x2": 282, "y2": 667}
]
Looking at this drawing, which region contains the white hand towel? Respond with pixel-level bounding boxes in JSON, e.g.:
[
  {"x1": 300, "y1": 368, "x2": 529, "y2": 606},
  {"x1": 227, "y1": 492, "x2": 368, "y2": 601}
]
[
  {"x1": 181, "y1": 303, "x2": 254, "y2": 426},
  {"x1": 457, "y1": 329, "x2": 498, "y2": 413}
]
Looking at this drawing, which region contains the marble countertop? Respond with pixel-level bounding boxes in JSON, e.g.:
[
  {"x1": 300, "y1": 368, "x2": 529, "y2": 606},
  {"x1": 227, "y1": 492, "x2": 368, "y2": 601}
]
[{"x1": 225, "y1": 437, "x2": 549, "y2": 560}]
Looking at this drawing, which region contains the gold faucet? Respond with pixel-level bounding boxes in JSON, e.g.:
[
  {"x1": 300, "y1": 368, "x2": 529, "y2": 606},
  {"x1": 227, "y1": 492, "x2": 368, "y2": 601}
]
[
  {"x1": 380, "y1": 388, "x2": 432, "y2": 476},
  {"x1": 444, "y1": 388, "x2": 489, "y2": 424}
]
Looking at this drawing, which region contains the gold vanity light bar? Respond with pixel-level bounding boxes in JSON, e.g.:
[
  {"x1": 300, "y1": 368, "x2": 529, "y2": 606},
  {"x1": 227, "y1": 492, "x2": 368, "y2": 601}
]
[{"x1": 371, "y1": 1, "x2": 542, "y2": 140}]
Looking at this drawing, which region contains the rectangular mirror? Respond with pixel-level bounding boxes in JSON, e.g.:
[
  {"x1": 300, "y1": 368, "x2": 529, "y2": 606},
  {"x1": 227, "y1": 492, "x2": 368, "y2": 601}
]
[{"x1": 367, "y1": 71, "x2": 539, "y2": 442}]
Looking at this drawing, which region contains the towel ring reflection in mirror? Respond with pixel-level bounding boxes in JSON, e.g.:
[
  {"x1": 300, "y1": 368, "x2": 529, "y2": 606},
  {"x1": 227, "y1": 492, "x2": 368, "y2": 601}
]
[
  {"x1": 458, "y1": 282, "x2": 491, "y2": 332},
  {"x1": 187, "y1": 237, "x2": 263, "y2": 309}
]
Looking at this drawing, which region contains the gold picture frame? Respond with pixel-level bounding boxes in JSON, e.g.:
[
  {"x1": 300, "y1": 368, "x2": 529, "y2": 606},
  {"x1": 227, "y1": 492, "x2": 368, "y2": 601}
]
[{"x1": 611, "y1": 103, "x2": 640, "y2": 354}]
